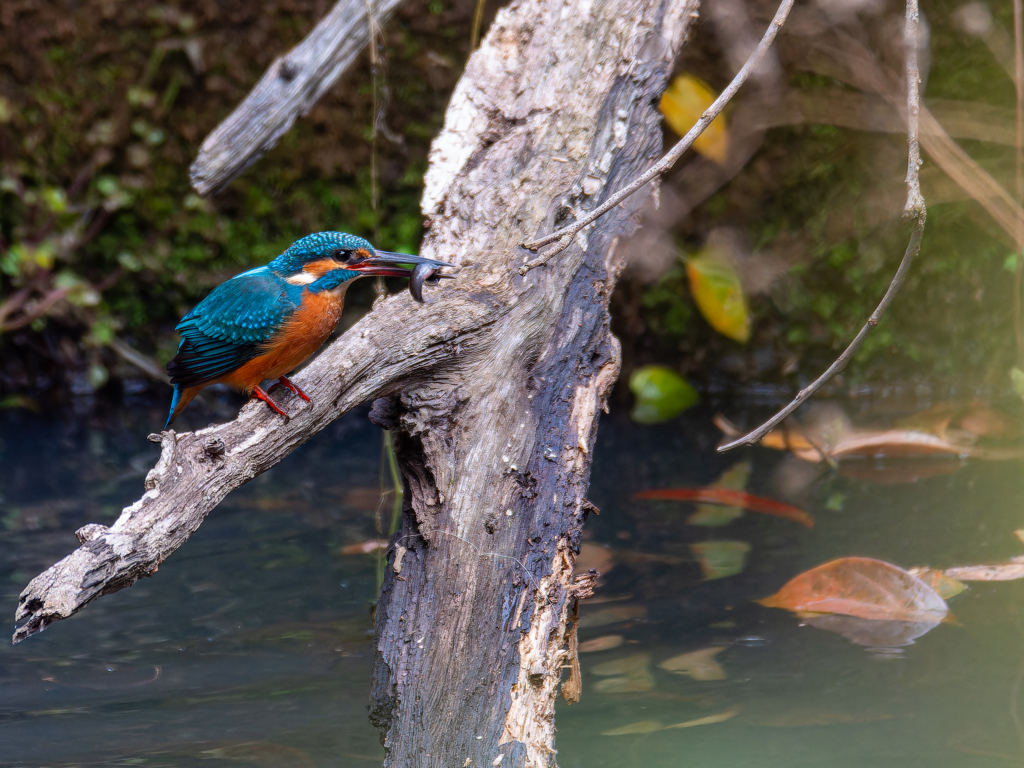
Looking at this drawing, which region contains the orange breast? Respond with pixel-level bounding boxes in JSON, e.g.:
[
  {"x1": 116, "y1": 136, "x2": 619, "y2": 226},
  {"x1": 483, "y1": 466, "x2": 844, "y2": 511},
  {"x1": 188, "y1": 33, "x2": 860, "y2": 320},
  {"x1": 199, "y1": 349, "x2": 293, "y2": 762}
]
[{"x1": 221, "y1": 289, "x2": 345, "y2": 393}]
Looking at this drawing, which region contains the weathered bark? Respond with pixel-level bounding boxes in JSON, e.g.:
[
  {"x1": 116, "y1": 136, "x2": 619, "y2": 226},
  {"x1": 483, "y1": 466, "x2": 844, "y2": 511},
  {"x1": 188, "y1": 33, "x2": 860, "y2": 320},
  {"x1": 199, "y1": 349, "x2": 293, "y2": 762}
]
[
  {"x1": 15, "y1": 0, "x2": 694, "y2": 762},
  {"x1": 365, "y1": 0, "x2": 693, "y2": 764},
  {"x1": 189, "y1": 0, "x2": 408, "y2": 196}
]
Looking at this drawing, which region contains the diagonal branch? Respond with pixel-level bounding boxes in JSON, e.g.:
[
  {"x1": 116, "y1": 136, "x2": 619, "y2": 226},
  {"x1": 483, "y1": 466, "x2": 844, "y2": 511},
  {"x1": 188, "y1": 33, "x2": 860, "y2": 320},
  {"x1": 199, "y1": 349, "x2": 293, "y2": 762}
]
[
  {"x1": 13, "y1": 284, "x2": 493, "y2": 643},
  {"x1": 518, "y1": 0, "x2": 796, "y2": 274},
  {"x1": 718, "y1": 0, "x2": 927, "y2": 453},
  {"x1": 189, "y1": 0, "x2": 408, "y2": 196}
]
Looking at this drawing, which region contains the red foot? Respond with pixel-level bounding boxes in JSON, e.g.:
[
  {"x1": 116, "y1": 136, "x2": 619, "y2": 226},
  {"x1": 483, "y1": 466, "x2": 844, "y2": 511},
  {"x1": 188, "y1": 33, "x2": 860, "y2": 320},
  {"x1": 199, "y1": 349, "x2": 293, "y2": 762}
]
[
  {"x1": 272, "y1": 375, "x2": 311, "y2": 402},
  {"x1": 252, "y1": 385, "x2": 290, "y2": 419}
]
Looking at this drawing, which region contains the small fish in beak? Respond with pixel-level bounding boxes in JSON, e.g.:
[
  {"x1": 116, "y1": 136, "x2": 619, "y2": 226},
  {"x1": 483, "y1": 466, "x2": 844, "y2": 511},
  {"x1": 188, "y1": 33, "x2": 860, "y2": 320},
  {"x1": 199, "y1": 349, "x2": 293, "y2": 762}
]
[{"x1": 349, "y1": 251, "x2": 454, "y2": 302}]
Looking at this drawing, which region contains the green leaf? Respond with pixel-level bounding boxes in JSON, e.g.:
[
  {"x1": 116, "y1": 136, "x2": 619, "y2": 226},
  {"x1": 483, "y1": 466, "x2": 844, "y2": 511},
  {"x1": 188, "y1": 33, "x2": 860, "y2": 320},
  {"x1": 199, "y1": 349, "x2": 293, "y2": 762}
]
[
  {"x1": 629, "y1": 365, "x2": 698, "y2": 424},
  {"x1": 690, "y1": 541, "x2": 750, "y2": 580}
]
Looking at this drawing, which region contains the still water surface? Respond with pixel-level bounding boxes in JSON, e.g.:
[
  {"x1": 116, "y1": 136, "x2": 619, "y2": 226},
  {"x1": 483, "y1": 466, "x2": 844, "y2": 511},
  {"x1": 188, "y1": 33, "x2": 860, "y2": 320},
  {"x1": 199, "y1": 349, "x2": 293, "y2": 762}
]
[{"x1": 2, "y1": 400, "x2": 1024, "y2": 766}]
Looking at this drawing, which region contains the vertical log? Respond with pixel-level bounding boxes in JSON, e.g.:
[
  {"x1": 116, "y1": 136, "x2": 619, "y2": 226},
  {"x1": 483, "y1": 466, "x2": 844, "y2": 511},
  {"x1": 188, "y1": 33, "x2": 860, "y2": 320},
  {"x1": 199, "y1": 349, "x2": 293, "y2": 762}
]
[{"x1": 369, "y1": 0, "x2": 695, "y2": 764}]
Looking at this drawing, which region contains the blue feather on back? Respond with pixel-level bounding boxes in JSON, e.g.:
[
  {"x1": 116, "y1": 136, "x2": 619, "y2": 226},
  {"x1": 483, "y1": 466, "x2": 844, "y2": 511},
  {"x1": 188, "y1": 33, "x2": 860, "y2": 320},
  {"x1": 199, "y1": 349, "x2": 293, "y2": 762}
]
[{"x1": 166, "y1": 267, "x2": 304, "y2": 387}]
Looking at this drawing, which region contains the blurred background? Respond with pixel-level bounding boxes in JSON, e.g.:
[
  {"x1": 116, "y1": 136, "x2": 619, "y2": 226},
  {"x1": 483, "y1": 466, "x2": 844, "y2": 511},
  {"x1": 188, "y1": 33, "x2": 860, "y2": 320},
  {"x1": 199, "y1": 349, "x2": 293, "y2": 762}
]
[{"x1": 1, "y1": 0, "x2": 1021, "y2": 414}]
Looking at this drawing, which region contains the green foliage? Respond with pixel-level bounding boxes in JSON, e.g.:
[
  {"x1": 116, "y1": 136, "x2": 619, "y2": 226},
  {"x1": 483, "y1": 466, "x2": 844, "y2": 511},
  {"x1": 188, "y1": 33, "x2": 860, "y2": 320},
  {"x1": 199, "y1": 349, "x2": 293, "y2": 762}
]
[{"x1": 0, "y1": 0, "x2": 460, "y2": 393}]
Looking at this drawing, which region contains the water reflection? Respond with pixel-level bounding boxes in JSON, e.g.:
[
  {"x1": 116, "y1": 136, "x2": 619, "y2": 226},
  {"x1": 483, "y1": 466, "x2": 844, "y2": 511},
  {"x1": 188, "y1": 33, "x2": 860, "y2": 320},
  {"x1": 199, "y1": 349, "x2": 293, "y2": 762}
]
[{"x1": 3, "y1": 401, "x2": 1024, "y2": 766}]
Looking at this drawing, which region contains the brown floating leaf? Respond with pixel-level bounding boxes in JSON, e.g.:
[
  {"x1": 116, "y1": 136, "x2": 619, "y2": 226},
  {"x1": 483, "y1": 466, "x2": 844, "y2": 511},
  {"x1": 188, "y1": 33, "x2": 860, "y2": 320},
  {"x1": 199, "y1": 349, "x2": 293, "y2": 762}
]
[
  {"x1": 715, "y1": 406, "x2": 1024, "y2": 468},
  {"x1": 659, "y1": 647, "x2": 726, "y2": 681},
  {"x1": 339, "y1": 539, "x2": 389, "y2": 555},
  {"x1": 944, "y1": 559, "x2": 1024, "y2": 582},
  {"x1": 758, "y1": 557, "x2": 950, "y2": 623},
  {"x1": 578, "y1": 635, "x2": 624, "y2": 653}
]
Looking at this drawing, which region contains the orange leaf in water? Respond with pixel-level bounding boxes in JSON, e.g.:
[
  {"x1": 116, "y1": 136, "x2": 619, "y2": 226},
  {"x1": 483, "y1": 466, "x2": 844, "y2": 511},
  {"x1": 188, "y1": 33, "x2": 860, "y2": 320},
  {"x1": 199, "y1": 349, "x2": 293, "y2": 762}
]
[
  {"x1": 758, "y1": 557, "x2": 950, "y2": 623},
  {"x1": 636, "y1": 488, "x2": 814, "y2": 528}
]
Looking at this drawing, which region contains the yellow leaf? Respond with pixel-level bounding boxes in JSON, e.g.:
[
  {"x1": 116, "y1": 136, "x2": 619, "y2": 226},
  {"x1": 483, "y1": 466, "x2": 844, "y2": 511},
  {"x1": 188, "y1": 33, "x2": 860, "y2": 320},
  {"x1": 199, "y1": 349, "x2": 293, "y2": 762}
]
[
  {"x1": 686, "y1": 247, "x2": 751, "y2": 343},
  {"x1": 659, "y1": 74, "x2": 729, "y2": 165}
]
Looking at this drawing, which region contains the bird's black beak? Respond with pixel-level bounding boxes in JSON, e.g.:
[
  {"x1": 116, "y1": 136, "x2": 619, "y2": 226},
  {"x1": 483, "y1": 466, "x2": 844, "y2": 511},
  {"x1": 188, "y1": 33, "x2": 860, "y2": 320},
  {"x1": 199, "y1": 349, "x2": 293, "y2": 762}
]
[{"x1": 350, "y1": 251, "x2": 455, "y2": 302}]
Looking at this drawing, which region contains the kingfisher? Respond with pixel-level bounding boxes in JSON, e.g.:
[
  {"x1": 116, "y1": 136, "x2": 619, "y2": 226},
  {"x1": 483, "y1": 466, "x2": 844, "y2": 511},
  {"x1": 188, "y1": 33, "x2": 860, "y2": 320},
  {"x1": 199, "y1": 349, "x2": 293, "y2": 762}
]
[{"x1": 164, "y1": 231, "x2": 450, "y2": 429}]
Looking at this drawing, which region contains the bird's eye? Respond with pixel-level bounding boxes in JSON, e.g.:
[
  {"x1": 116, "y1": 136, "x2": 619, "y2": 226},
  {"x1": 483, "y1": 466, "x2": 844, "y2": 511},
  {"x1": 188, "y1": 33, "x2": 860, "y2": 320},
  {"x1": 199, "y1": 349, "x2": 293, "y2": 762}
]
[{"x1": 332, "y1": 249, "x2": 353, "y2": 263}]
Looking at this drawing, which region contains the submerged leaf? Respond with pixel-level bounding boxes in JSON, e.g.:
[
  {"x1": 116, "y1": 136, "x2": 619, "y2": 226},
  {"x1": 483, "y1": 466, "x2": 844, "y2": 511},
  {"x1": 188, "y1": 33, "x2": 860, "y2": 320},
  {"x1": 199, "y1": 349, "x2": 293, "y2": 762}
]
[
  {"x1": 659, "y1": 74, "x2": 730, "y2": 164},
  {"x1": 687, "y1": 462, "x2": 749, "y2": 526},
  {"x1": 602, "y1": 720, "x2": 664, "y2": 736},
  {"x1": 664, "y1": 708, "x2": 738, "y2": 729},
  {"x1": 578, "y1": 635, "x2": 624, "y2": 653},
  {"x1": 579, "y1": 605, "x2": 646, "y2": 629},
  {"x1": 690, "y1": 541, "x2": 750, "y2": 580},
  {"x1": 758, "y1": 557, "x2": 950, "y2": 623},
  {"x1": 659, "y1": 647, "x2": 726, "y2": 680},
  {"x1": 629, "y1": 365, "x2": 699, "y2": 424},
  {"x1": 637, "y1": 488, "x2": 814, "y2": 528},
  {"x1": 574, "y1": 542, "x2": 616, "y2": 577},
  {"x1": 602, "y1": 709, "x2": 738, "y2": 735},
  {"x1": 591, "y1": 653, "x2": 651, "y2": 677},
  {"x1": 591, "y1": 654, "x2": 655, "y2": 695}
]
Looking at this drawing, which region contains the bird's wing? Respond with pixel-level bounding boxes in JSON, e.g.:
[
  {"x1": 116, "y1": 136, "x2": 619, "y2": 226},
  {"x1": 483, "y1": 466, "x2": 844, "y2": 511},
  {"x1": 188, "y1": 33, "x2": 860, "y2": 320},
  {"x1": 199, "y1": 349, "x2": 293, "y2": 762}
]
[{"x1": 166, "y1": 267, "x2": 302, "y2": 387}]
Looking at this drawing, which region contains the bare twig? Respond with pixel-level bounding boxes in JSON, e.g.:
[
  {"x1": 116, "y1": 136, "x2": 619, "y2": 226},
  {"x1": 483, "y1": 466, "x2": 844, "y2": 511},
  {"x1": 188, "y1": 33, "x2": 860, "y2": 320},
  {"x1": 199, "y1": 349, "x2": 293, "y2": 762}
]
[
  {"x1": 189, "y1": 0, "x2": 407, "y2": 196},
  {"x1": 517, "y1": 0, "x2": 795, "y2": 275},
  {"x1": 108, "y1": 337, "x2": 169, "y2": 383},
  {"x1": 719, "y1": 0, "x2": 927, "y2": 453}
]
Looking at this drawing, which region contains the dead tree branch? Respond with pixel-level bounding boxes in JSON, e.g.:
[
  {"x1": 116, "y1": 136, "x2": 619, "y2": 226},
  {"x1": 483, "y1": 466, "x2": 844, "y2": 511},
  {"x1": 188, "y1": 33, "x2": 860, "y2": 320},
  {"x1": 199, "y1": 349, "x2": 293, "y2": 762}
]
[
  {"x1": 189, "y1": 0, "x2": 407, "y2": 196},
  {"x1": 14, "y1": 294, "x2": 488, "y2": 643},
  {"x1": 518, "y1": 0, "x2": 795, "y2": 274},
  {"x1": 17, "y1": 0, "x2": 695, "y2": 763},
  {"x1": 719, "y1": 0, "x2": 927, "y2": 453}
]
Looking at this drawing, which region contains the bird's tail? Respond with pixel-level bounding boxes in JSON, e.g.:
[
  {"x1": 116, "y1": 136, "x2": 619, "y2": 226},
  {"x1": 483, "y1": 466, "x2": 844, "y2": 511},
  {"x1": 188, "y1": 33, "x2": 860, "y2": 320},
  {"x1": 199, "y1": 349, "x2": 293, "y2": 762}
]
[{"x1": 164, "y1": 384, "x2": 198, "y2": 429}]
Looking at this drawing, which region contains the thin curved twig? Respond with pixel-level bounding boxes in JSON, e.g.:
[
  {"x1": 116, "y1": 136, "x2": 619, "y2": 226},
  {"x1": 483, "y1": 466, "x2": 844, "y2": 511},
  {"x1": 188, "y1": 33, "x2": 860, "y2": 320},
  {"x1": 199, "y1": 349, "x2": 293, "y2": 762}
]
[
  {"x1": 518, "y1": 0, "x2": 795, "y2": 275},
  {"x1": 718, "y1": 0, "x2": 927, "y2": 453}
]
